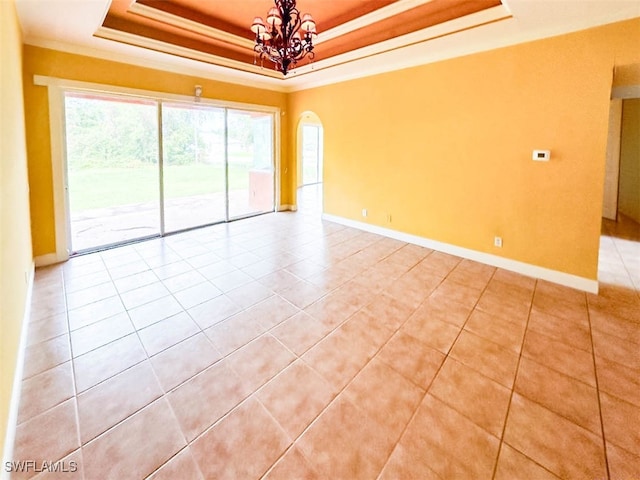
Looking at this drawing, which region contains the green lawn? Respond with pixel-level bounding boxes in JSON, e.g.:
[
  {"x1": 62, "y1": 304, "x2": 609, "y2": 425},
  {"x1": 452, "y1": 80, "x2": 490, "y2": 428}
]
[{"x1": 69, "y1": 164, "x2": 251, "y2": 210}]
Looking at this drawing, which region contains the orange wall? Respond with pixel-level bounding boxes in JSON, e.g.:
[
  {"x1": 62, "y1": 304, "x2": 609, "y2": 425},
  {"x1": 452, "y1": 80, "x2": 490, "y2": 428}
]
[
  {"x1": 1, "y1": 0, "x2": 33, "y2": 459},
  {"x1": 288, "y1": 18, "x2": 640, "y2": 280},
  {"x1": 22, "y1": 46, "x2": 290, "y2": 257}
]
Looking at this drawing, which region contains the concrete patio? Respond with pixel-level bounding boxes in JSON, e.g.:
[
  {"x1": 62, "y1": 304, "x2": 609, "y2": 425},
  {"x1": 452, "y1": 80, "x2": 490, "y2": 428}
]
[{"x1": 70, "y1": 190, "x2": 273, "y2": 252}]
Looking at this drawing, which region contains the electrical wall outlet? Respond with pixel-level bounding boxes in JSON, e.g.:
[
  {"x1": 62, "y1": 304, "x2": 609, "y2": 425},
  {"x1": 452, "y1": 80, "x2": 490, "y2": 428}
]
[
  {"x1": 494, "y1": 236, "x2": 503, "y2": 248},
  {"x1": 362, "y1": 208, "x2": 367, "y2": 217},
  {"x1": 386, "y1": 214, "x2": 392, "y2": 223}
]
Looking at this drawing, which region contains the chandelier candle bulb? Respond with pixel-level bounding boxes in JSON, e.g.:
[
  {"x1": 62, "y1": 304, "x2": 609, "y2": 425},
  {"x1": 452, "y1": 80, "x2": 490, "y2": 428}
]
[
  {"x1": 300, "y1": 13, "x2": 316, "y2": 31},
  {"x1": 267, "y1": 8, "x2": 283, "y2": 26},
  {"x1": 251, "y1": 17, "x2": 266, "y2": 34}
]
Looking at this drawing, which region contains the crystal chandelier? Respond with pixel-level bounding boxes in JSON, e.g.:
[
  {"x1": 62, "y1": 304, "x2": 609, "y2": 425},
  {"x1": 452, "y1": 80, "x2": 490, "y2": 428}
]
[{"x1": 251, "y1": 0, "x2": 317, "y2": 76}]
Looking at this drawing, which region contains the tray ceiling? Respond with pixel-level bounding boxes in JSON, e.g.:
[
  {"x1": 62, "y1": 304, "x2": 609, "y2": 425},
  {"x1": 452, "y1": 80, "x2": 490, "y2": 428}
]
[
  {"x1": 14, "y1": 1, "x2": 640, "y2": 90},
  {"x1": 95, "y1": 0, "x2": 508, "y2": 79}
]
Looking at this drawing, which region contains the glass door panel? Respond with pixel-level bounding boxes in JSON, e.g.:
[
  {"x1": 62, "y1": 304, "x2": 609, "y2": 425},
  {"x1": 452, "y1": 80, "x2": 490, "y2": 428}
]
[
  {"x1": 227, "y1": 110, "x2": 274, "y2": 219},
  {"x1": 302, "y1": 124, "x2": 321, "y2": 185},
  {"x1": 64, "y1": 92, "x2": 160, "y2": 252},
  {"x1": 162, "y1": 103, "x2": 226, "y2": 232},
  {"x1": 64, "y1": 92, "x2": 278, "y2": 254}
]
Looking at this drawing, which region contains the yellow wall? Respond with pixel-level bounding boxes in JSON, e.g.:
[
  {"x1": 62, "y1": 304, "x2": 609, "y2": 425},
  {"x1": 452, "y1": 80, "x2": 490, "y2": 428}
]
[
  {"x1": 619, "y1": 98, "x2": 640, "y2": 223},
  {"x1": 22, "y1": 46, "x2": 290, "y2": 257},
  {"x1": 289, "y1": 18, "x2": 640, "y2": 280},
  {"x1": 0, "y1": 0, "x2": 34, "y2": 459}
]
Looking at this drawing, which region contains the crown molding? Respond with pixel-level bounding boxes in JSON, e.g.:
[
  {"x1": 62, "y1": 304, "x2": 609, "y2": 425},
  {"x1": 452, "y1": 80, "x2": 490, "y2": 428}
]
[
  {"x1": 94, "y1": 26, "x2": 283, "y2": 79},
  {"x1": 297, "y1": 5, "x2": 511, "y2": 75},
  {"x1": 285, "y1": 5, "x2": 511, "y2": 90},
  {"x1": 316, "y1": 0, "x2": 434, "y2": 44},
  {"x1": 128, "y1": 2, "x2": 255, "y2": 50},
  {"x1": 23, "y1": 35, "x2": 288, "y2": 92}
]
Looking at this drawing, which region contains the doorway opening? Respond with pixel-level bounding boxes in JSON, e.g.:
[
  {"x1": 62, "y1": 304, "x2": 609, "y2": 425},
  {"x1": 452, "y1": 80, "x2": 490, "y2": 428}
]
[
  {"x1": 302, "y1": 124, "x2": 322, "y2": 185},
  {"x1": 600, "y1": 87, "x2": 640, "y2": 296},
  {"x1": 297, "y1": 112, "x2": 323, "y2": 188},
  {"x1": 63, "y1": 90, "x2": 276, "y2": 254}
]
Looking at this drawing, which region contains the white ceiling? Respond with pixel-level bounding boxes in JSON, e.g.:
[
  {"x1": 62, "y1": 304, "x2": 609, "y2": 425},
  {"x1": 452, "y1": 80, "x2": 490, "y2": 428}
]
[{"x1": 14, "y1": 0, "x2": 640, "y2": 92}]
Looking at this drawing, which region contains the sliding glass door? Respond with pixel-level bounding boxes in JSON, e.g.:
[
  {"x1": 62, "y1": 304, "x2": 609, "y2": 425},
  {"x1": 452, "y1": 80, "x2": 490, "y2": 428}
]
[
  {"x1": 228, "y1": 110, "x2": 275, "y2": 219},
  {"x1": 162, "y1": 104, "x2": 226, "y2": 232},
  {"x1": 64, "y1": 92, "x2": 160, "y2": 252},
  {"x1": 63, "y1": 92, "x2": 276, "y2": 253}
]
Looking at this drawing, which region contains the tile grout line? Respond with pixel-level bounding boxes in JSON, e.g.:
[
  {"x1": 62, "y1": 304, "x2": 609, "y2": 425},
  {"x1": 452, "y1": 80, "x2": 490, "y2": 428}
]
[
  {"x1": 486, "y1": 284, "x2": 597, "y2": 478},
  {"x1": 607, "y1": 225, "x2": 640, "y2": 301},
  {"x1": 141, "y1": 292, "x2": 311, "y2": 476},
  {"x1": 73, "y1": 241, "x2": 212, "y2": 478},
  {"x1": 601, "y1": 216, "x2": 640, "y2": 300},
  {"x1": 374, "y1": 257, "x2": 493, "y2": 479},
  {"x1": 585, "y1": 295, "x2": 612, "y2": 480},
  {"x1": 490, "y1": 278, "x2": 538, "y2": 480},
  {"x1": 75, "y1": 251, "x2": 167, "y2": 459},
  {"x1": 122, "y1": 267, "x2": 186, "y2": 453},
  {"x1": 146, "y1": 319, "x2": 308, "y2": 476},
  {"x1": 256, "y1": 284, "x2": 407, "y2": 478},
  {"x1": 22, "y1": 209, "x2": 355, "y2": 475},
  {"x1": 283, "y1": 309, "x2": 414, "y2": 477},
  {"x1": 27, "y1": 204, "x2": 636, "y2": 479},
  {"x1": 431, "y1": 265, "x2": 509, "y2": 477},
  {"x1": 66, "y1": 221, "x2": 352, "y2": 463},
  {"x1": 516, "y1": 327, "x2": 602, "y2": 396},
  {"x1": 135, "y1": 232, "x2": 253, "y2": 476},
  {"x1": 257, "y1": 251, "x2": 441, "y2": 479},
  {"x1": 65, "y1": 255, "x2": 107, "y2": 480},
  {"x1": 253, "y1": 394, "x2": 301, "y2": 479}
]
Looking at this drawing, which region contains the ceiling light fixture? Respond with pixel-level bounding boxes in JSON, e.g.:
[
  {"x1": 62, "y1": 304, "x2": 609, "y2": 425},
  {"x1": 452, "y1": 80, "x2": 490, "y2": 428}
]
[{"x1": 251, "y1": 0, "x2": 317, "y2": 76}]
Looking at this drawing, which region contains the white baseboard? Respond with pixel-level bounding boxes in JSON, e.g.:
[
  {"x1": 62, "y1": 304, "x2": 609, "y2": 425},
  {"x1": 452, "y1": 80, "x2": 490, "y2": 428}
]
[
  {"x1": 322, "y1": 214, "x2": 598, "y2": 294},
  {"x1": 34, "y1": 253, "x2": 65, "y2": 267},
  {"x1": 1, "y1": 262, "x2": 35, "y2": 480},
  {"x1": 278, "y1": 205, "x2": 298, "y2": 212}
]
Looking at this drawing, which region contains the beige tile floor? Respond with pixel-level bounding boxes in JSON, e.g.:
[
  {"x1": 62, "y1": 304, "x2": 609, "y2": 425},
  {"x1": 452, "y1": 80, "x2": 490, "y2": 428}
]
[{"x1": 11, "y1": 186, "x2": 640, "y2": 479}]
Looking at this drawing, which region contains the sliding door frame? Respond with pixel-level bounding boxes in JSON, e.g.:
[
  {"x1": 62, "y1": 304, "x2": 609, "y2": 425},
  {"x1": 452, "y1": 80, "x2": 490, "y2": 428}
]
[
  {"x1": 35, "y1": 75, "x2": 281, "y2": 263},
  {"x1": 62, "y1": 91, "x2": 163, "y2": 254}
]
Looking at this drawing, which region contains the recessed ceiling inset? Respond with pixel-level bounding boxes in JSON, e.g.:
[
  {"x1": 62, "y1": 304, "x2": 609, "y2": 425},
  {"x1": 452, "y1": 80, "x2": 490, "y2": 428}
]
[{"x1": 95, "y1": 0, "x2": 509, "y2": 79}]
